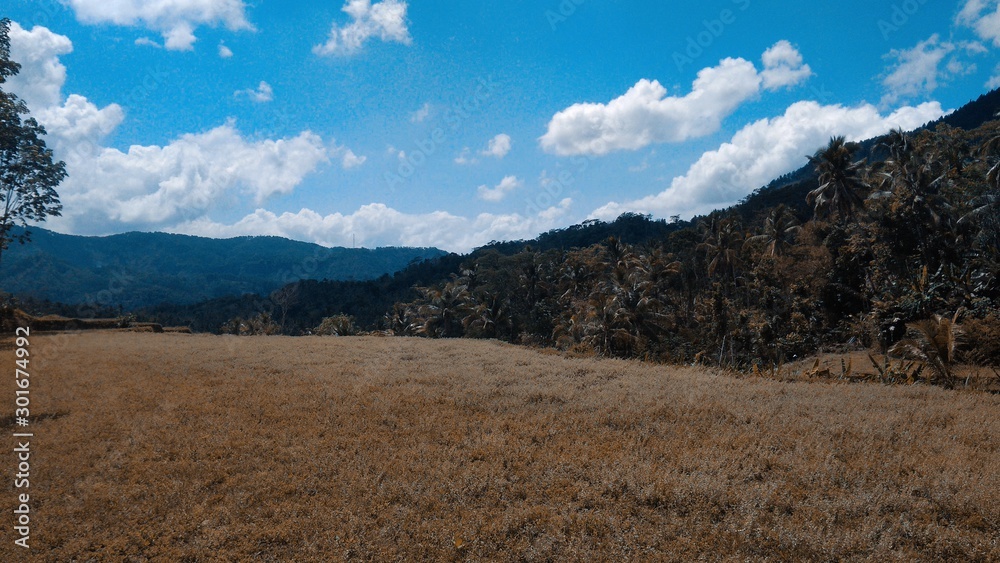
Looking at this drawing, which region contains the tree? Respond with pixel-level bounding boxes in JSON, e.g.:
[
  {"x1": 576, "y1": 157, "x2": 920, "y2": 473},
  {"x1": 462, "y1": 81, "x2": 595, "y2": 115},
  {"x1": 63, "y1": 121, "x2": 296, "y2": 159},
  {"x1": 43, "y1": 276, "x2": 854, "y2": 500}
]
[
  {"x1": 806, "y1": 136, "x2": 867, "y2": 221},
  {"x1": 0, "y1": 18, "x2": 66, "y2": 268},
  {"x1": 888, "y1": 312, "x2": 964, "y2": 387},
  {"x1": 744, "y1": 204, "x2": 801, "y2": 258},
  {"x1": 697, "y1": 217, "x2": 743, "y2": 280}
]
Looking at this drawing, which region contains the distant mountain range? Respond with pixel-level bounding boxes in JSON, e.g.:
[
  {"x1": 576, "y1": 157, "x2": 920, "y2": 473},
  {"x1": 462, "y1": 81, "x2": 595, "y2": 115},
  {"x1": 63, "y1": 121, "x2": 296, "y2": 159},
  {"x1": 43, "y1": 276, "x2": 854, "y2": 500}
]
[{"x1": 0, "y1": 227, "x2": 445, "y2": 309}]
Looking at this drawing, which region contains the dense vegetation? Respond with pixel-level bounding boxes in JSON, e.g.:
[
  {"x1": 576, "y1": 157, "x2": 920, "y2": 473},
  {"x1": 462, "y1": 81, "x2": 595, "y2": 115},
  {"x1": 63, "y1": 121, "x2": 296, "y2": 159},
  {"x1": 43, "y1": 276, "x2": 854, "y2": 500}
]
[
  {"x1": 0, "y1": 227, "x2": 444, "y2": 309},
  {"x1": 381, "y1": 123, "x2": 1000, "y2": 376}
]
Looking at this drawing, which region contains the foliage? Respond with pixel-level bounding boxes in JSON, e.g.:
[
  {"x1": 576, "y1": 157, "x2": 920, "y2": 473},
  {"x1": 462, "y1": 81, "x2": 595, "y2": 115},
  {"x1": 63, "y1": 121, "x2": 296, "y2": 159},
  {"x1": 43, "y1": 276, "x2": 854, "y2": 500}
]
[
  {"x1": 313, "y1": 314, "x2": 358, "y2": 336},
  {"x1": 806, "y1": 136, "x2": 867, "y2": 221},
  {"x1": 220, "y1": 311, "x2": 280, "y2": 335},
  {"x1": 378, "y1": 121, "x2": 1000, "y2": 380},
  {"x1": 0, "y1": 18, "x2": 66, "y2": 268},
  {"x1": 888, "y1": 313, "x2": 964, "y2": 386}
]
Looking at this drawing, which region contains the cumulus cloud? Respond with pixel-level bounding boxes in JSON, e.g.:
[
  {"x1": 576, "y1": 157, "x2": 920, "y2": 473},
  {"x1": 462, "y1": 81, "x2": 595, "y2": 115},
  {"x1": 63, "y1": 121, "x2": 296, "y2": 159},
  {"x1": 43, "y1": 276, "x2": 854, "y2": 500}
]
[
  {"x1": 592, "y1": 100, "x2": 947, "y2": 221},
  {"x1": 334, "y1": 146, "x2": 367, "y2": 169},
  {"x1": 540, "y1": 41, "x2": 811, "y2": 157},
  {"x1": 7, "y1": 22, "x2": 125, "y2": 157},
  {"x1": 313, "y1": 0, "x2": 411, "y2": 56},
  {"x1": 540, "y1": 60, "x2": 760, "y2": 156},
  {"x1": 477, "y1": 175, "x2": 522, "y2": 202},
  {"x1": 172, "y1": 198, "x2": 574, "y2": 253},
  {"x1": 958, "y1": 0, "x2": 1000, "y2": 46},
  {"x1": 56, "y1": 125, "x2": 328, "y2": 230},
  {"x1": 5, "y1": 22, "x2": 73, "y2": 110},
  {"x1": 62, "y1": 0, "x2": 253, "y2": 51},
  {"x1": 34, "y1": 94, "x2": 125, "y2": 156},
  {"x1": 987, "y1": 63, "x2": 1000, "y2": 89},
  {"x1": 761, "y1": 40, "x2": 812, "y2": 90},
  {"x1": 234, "y1": 81, "x2": 273, "y2": 103},
  {"x1": 481, "y1": 133, "x2": 512, "y2": 158}
]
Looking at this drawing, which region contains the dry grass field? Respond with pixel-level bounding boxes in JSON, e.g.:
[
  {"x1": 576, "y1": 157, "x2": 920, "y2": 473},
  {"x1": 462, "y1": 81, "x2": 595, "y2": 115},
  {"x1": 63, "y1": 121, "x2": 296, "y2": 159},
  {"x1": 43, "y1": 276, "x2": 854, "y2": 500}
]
[{"x1": 2, "y1": 332, "x2": 998, "y2": 561}]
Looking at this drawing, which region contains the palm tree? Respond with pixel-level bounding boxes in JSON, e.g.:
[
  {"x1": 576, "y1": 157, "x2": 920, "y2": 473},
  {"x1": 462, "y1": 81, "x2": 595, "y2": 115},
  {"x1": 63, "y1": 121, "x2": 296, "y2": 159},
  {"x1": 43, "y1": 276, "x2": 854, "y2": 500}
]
[
  {"x1": 462, "y1": 291, "x2": 512, "y2": 339},
  {"x1": 806, "y1": 136, "x2": 868, "y2": 220},
  {"x1": 744, "y1": 204, "x2": 801, "y2": 258},
  {"x1": 979, "y1": 131, "x2": 1000, "y2": 188},
  {"x1": 888, "y1": 312, "x2": 964, "y2": 387},
  {"x1": 878, "y1": 128, "x2": 911, "y2": 165},
  {"x1": 697, "y1": 217, "x2": 743, "y2": 280},
  {"x1": 414, "y1": 282, "x2": 470, "y2": 338}
]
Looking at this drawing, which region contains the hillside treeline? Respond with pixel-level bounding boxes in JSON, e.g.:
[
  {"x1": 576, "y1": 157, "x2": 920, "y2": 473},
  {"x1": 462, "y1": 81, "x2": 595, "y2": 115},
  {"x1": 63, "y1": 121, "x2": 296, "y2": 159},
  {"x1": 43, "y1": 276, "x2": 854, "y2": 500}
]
[{"x1": 379, "y1": 123, "x2": 1000, "y2": 369}]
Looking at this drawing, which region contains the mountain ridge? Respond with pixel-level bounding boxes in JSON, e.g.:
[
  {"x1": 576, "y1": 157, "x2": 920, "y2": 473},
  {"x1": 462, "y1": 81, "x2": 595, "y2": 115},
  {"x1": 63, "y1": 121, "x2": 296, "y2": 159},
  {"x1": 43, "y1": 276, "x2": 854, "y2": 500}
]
[{"x1": 0, "y1": 227, "x2": 445, "y2": 309}]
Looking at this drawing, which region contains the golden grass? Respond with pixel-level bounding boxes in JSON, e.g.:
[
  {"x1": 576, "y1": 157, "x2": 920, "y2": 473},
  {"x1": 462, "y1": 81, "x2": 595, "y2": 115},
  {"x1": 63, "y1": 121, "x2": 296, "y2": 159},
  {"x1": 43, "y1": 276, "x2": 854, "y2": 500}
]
[{"x1": 3, "y1": 333, "x2": 998, "y2": 561}]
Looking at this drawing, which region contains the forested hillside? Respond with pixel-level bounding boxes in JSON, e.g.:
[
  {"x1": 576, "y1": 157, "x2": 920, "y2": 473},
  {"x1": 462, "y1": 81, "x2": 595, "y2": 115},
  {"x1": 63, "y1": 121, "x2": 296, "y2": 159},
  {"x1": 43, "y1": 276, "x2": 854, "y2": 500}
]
[{"x1": 0, "y1": 228, "x2": 444, "y2": 309}]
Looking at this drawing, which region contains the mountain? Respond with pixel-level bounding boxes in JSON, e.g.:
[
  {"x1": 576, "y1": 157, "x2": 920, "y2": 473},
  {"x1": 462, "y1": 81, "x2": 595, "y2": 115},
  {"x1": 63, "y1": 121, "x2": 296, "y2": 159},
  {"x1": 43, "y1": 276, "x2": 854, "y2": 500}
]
[{"x1": 0, "y1": 227, "x2": 445, "y2": 309}]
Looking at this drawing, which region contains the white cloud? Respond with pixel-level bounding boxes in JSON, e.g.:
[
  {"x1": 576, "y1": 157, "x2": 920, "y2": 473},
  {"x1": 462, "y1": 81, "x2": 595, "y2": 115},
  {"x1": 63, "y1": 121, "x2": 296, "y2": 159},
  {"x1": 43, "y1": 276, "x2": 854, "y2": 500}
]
[
  {"x1": 761, "y1": 40, "x2": 812, "y2": 90},
  {"x1": 134, "y1": 37, "x2": 162, "y2": 48},
  {"x1": 988, "y1": 64, "x2": 1000, "y2": 88},
  {"x1": 410, "y1": 102, "x2": 431, "y2": 123},
  {"x1": 62, "y1": 0, "x2": 253, "y2": 51},
  {"x1": 218, "y1": 42, "x2": 234, "y2": 58},
  {"x1": 477, "y1": 175, "x2": 522, "y2": 202},
  {"x1": 958, "y1": 0, "x2": 1000, "y2": 46},
  {"x1": 881, "y1": 35, "x2": 986, "y2": 106},
  {"x1": 313, "y1": 0, "x2": 411, "y2": 56},
  {"x1": 57, "y1": 124, "x2": 329, "y2": 230},
  {"x1": 335, "y1": 146, "x2": 367, "y2": 169},
  {"x1": 34, "y1": 94, "x2": 125, "y2": 156},
  {"x1": 540, "y1": 42, "x2": 811, "y2": 157},
  {"x1": 234, "y1": 81, "x2": 273, "y2": 103},
  {"x1": 881, "y1": 35, "x2": 955, "y2": 105},
  {"x1": 481, "y1": 133, "x2": 512, "y2": 158},
  {"x1": 5, "y1": 22, "x2": 73, "y2": 110},
  {"x1": 454, "y1": 147, "x2": 477, "y2": 165},
  {"x1": 592, "y1": 100, "x2": 947, "y2": 221},
  {"x1": 172, "y1": 198, "x2": 574, "y2": 252},
  {"x1": 540, "y1": 59, "x2": 760, "y2": 156},
  {"x1": 7, "y1": 22, "x2": 125, "y2": 157}
]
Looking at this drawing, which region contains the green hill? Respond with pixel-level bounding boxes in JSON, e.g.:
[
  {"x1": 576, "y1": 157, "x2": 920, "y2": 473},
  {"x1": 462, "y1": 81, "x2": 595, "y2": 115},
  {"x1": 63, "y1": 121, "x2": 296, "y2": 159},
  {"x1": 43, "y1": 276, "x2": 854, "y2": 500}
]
[{"x1": 0, "y1": 227, "x2": 444, "y2": 309}]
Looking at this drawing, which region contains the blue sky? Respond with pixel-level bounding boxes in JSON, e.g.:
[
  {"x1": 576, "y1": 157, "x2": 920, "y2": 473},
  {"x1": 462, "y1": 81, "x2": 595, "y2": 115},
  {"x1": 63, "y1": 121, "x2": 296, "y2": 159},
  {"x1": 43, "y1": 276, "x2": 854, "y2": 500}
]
[{"x1": 4, "y1": 0, "x2": 1000, "y2": 251}]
